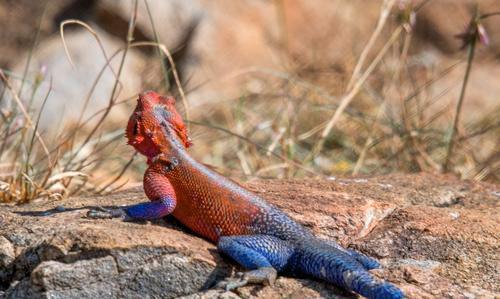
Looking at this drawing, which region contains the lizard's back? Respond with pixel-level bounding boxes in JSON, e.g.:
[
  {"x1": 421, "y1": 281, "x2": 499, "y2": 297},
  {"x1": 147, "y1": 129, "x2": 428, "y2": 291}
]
[{"x1": 156, "y1": 149, "x2": 311, "y2": 243}]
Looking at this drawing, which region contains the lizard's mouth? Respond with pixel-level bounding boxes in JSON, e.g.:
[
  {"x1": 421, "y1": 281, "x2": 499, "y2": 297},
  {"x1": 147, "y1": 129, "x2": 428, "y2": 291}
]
[
  {"x1": 126, "y1": 128, "x2": 161, "y2": 159},
  {"x1": 125, "y1": 110, "x2": 161, "y2": 158}
]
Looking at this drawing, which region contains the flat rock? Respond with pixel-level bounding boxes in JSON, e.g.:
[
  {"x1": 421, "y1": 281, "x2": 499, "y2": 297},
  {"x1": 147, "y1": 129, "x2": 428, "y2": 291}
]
[{"x1": 0, "y1": 173, "x2": 498, "y2": 298}]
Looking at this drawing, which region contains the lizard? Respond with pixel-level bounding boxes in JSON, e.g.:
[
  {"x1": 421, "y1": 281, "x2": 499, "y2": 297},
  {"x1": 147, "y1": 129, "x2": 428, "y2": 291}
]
[{"x1": 88, "y1": 91, "x2": 404, "y2": 299}]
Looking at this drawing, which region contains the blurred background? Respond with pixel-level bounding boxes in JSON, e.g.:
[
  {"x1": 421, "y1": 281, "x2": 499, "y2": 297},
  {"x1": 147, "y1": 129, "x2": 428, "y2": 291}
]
[{"x1": 0, "y1": 0, "x2": 499, "y2": 202}]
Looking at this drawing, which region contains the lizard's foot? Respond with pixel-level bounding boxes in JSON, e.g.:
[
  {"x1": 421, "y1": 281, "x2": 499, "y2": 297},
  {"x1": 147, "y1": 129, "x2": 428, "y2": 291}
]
[
  {"x1": 216, "y1": 267, "x2": 277, "y2": 291},
  {"x1": 86, "y1": 206, "x2": 129, "y2": 220}
]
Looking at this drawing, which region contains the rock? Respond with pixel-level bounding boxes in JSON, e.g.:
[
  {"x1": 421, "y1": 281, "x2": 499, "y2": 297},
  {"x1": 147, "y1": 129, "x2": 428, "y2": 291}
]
[
  {"x1": 0, "y1": 236, "x2": 15, "y2": 291},
  {"x1": 30, "y1": 257, "x2": 119, "y2": 298},
  {"x1": 168, "y1": 0, "x2": 384, "y2": 109},
  {"x1": 7, "y1": 26, "x2": 143, "y2": 131},
  {"x1": 3, "y1": 0, "x2": 500, "y2": 133},
  {"x1": 0, "y1": 173, "x2": 498, "y2": 298},
  {"x1": 93, "y1": 0, "x2": 385, "y2": 107},
  {"x1": 0, "y1": 0, "x2": 84, "y2": 68},
  {"x1": 179, "y1": 290, "x2": 241, "y2": 299},
  {"x1": 96, "y1": 0, "x2": 204, "y2": 51},
  {"x1": 0, "y1": 237, "x2": 14, "y2": 268},
  {"x1": 100, "y1": 0, "x2": 500, "y2": 109}
]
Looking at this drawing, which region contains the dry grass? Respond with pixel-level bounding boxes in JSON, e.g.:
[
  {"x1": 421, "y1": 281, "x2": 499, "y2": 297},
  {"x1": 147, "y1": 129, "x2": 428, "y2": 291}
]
[
  {"x1": 0, "y1": 2, "x2": 142, "y2": 203},
  {"x1": 187, "y1": 1, "x2": 499, "y2": 182},
  {"x1": 1, "y1": 0, "x2": 499, "y2": 203}
]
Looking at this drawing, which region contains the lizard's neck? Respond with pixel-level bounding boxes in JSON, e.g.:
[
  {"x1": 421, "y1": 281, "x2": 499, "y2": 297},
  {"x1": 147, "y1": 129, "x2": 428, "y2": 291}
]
[
  {"x1": 161, "y1": 130, "x2": 230, "y2": 187},
  {"x1": 162, "y1": 130, "x2": 200, "y2": 170}
]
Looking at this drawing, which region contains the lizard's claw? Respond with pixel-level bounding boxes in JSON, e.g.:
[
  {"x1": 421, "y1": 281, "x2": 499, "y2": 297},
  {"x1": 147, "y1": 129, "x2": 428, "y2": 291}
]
[
  {"x1": 86, "y1": 207, "x2": 128, "y2": 220},
  {"x1": 216, "y1": 273, "x2": 247, "y2": 291},
  {"x1": 216, "y1": 267, "x2": 277, "y2": 291}
]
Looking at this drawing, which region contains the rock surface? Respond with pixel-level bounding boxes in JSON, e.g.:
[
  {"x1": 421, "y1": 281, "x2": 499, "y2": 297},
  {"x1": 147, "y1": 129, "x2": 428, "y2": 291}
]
[{"x1": 0, "y1": 173, "x2": 498, "y2": 298}]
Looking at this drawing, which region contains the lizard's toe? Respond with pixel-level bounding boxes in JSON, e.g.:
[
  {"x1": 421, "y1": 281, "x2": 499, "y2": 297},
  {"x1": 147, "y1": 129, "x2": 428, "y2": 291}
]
[
  {"x1": 217, "y1": 277, "x2": 248, "y2": 291},
  {"x1": 215, "y1": 272, "x2": 246, "y2": 291},
  {"x1": 216, "y1": 267, "x2": 277, "y2": 291}
]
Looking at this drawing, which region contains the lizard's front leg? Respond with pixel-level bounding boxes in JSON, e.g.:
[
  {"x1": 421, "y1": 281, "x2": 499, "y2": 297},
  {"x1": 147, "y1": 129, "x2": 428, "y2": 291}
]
[
  {"x1": 87, "y1": 165, "x2": 177, "y2": 220},
  {"x1": 216, "y1": 235, "x2": 295, "y2": 290}
]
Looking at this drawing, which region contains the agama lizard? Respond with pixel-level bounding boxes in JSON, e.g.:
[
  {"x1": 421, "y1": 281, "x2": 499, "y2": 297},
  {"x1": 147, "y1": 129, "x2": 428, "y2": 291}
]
[{"x1": 88, "y1": 91, "x2": 404, "y2": 299}]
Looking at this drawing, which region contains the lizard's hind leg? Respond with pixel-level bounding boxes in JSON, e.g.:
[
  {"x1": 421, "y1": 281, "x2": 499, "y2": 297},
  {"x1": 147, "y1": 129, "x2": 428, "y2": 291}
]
[
  {"x1": 346, "y1": 249, "x2": 380, "y2": 270},
  {"x1": 216, "y1": 235, "x2": 294, "y2": 290},
  {"x1": 292, "y1": 242, "x2": 404, "y2": 299}
]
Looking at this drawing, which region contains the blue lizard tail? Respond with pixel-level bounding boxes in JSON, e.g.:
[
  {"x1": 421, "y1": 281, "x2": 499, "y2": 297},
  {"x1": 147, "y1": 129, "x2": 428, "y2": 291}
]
[{"x1": 289, "y1": 242, "x2": 404, "y2": 299}]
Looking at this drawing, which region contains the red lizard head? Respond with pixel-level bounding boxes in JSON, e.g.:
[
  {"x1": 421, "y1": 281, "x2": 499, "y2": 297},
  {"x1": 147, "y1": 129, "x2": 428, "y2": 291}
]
[{"x1": 126, "y1": 91, "x2": 192, "y2": 159}]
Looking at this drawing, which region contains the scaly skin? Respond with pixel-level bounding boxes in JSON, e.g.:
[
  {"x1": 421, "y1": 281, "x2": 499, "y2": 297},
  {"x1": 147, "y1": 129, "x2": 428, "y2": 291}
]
[{"x1": 89, "y1": 91, "x2": 404, "y2": 299}]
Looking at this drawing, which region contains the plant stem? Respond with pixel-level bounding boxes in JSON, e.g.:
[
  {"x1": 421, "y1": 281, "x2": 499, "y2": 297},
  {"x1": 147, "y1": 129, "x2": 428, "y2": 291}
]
[
  {"x1": 144, "y1": 0, "x2": 171, "y2": 91},
  {"x1": 18, "y1": 0, "x2": 48, "y2": 98},
  {"x1": 443, "y1": 33, "x2": 477, "y2": 172}
]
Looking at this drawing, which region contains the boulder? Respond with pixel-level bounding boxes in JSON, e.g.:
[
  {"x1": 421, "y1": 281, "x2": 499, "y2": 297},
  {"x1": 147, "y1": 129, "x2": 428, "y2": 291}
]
[
  {"x1": 3, "y1": 26, "x2": 144, "y2": 132},
  {"x1": 3, "y1": 0, "x2": 500, "y2": 128},
  {"x1": 0, "y1": 0, "x2": 83, "y2": 68},
  {"x1": 96, "y1": 0, "x2": 204, "y2": 51}
]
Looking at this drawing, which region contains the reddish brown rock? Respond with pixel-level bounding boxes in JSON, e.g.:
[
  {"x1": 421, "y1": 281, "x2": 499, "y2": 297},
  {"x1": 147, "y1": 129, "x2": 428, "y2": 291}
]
[{"x1": 0, "y1": 173, "x2": 498, "y2": 298}]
